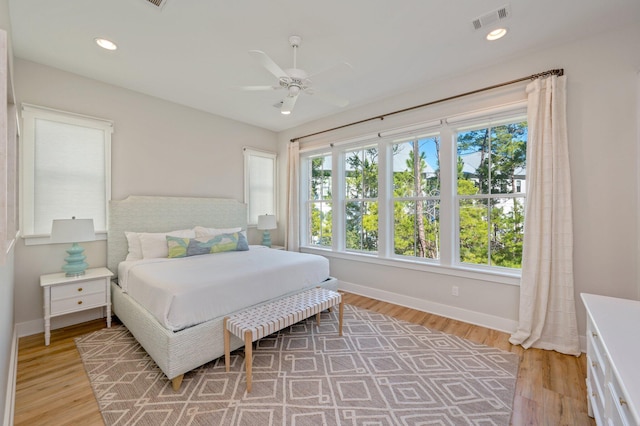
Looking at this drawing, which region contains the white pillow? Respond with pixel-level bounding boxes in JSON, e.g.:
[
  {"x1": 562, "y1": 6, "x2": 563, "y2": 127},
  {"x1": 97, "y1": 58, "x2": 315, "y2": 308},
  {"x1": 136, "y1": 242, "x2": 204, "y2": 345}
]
[
  {"x1": 124, "y1": 231, "x2": 144, "y2": 261},
  {"x1": 194, "y1": 226, "x2": 242, "y2": 238},
  {"x1": 136, "y1": 229, "x2": 196, "y2": 259}
]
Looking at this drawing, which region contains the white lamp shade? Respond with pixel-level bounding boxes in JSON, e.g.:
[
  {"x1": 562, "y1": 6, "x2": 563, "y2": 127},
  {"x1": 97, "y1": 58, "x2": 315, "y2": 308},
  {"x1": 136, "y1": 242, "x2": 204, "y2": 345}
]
[
  {"x1": 257, "y1": 214, "x2": 277, "y2": 230},
  {"x1": 51, "y1": 218, "x2": 96, "y2": 243}
]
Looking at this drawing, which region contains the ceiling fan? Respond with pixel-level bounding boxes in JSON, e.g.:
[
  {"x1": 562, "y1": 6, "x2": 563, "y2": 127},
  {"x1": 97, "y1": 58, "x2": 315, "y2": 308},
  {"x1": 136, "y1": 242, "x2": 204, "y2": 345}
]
[{"x1": 242, "y1": 35, "x2": 351, "y2": 115}]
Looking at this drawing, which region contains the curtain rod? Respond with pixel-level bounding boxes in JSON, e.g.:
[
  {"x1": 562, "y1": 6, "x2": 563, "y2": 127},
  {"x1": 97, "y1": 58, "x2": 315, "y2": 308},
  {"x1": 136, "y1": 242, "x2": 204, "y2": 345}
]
[{"x1": 290, "y1": 68, "x2": 564, "y2": 143}]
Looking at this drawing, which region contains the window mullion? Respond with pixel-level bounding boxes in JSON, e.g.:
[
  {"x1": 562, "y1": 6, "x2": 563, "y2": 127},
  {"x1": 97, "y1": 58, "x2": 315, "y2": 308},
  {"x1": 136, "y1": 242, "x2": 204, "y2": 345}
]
[
  {"x1": 377, "y1": 140, "x2": 390, "y2": 258},
  {"x1": 333, "y1": 149, "x2": 344, "y2": 252},
  {"x1": 439, "y1": 126, "x2": 455, "y2": 266}
]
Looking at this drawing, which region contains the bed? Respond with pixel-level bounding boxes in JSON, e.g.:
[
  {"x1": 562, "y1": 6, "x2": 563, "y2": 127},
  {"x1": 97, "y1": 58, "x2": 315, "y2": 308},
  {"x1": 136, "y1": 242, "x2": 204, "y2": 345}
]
[{"x1": 107, "y1": 195, "x2": 337, "y2": 390}]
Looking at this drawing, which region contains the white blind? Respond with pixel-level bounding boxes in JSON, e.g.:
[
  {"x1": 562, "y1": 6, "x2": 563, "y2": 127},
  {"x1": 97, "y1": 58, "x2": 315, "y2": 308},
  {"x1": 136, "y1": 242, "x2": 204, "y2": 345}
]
[
  {"x1": 21, "y1": 104, "x2": 113, "y2": 237},
  {"x1": 33, "y1": 118, "x2": 107, "y2": 234},
  {"x1": 244, "y1": 149, "x2": 276, "y2": 226}
]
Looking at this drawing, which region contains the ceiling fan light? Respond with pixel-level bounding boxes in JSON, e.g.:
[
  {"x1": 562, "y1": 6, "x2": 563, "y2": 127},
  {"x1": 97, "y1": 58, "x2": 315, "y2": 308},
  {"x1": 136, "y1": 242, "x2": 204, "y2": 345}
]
[
  {"x1": 486, "y1": 28, "x2": 507, "y2": 41},
  {"x1": 289, "y1": 85, "x2": 301, "y2": 96}
]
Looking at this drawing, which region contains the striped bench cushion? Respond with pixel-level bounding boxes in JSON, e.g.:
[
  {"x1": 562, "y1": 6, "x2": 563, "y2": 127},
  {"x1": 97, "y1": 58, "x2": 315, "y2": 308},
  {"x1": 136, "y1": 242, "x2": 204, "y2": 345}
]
[{"x1": 226, "y1": 288, "x2": 341, "y2": 342}]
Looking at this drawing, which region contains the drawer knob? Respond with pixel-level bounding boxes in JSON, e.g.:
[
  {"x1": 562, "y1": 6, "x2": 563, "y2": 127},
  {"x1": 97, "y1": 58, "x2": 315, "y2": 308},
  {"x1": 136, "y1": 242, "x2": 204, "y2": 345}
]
[
  {"x1": 591, "y1": 361, "x2": 597, "y2": 367},
  {"x1": 620, "y1": 397, "x2": 627, "y2": 406},
  {"x1": 77, "y1": 287, "x2": 83, "y2": 292},
  {"x1": 77, "y1": 301, "x2": 83, "y2": 305},
  {"x1": 591, "y1": 332, "x2": 597, "y2": 338}
]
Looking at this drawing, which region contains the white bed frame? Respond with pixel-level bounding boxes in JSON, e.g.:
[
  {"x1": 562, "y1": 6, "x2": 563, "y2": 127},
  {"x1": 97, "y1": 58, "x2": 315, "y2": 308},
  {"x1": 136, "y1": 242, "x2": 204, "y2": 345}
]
[{"x1": 107, "y1": 196, "x2": 337, "y2": 391}]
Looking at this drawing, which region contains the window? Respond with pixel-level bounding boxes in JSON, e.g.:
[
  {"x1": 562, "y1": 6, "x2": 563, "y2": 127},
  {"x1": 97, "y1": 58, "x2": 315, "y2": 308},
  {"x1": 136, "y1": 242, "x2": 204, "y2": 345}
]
[
  {"x1": 243, "y1": 148, "x2": 276, "y2": 226},
  {"x1": 21, "y1": 104, "x2": 112, "y2": 240},
  {"x1": 299, "y1": 106, "x2": 527, "y2": 276},
  {"x1": 344, "y1": 145, "x2": 378, "y2": 252},
  {"x1": 392, "y1": 135, "x2": 441, "y2": 259},
  {"x1": 456, "y1": 120, "x2": 526, "y2": 268},
  {"x1": 307, "y1": 153, "x2": 332, "y2": 247}
]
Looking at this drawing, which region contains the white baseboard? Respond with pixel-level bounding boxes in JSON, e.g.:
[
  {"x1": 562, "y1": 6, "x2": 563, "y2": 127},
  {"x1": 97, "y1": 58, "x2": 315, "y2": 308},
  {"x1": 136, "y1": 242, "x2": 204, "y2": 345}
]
[
  {"x1": 16, "y1": 308, "x2": 105, "y2": 338},
  {"x1": 338, "y1": 281, "x2": 587, "y2": 353},
  {"x1": 338, "y1": 280, "x2": 519, "y2": 334},
  {"x1": 4, "y1": 325, "x2": 17, "y2": 426}
]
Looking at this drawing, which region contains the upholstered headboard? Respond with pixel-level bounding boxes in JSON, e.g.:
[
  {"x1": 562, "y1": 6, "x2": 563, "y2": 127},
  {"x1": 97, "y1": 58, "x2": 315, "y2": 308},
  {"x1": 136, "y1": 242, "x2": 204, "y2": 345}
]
[{"x1": 107, "y1": 196, "x2": 247, "y2": 275}]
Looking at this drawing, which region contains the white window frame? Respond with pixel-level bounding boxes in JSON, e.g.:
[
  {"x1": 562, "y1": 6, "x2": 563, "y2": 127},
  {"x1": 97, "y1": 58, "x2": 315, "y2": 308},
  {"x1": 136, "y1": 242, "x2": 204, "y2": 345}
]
[
  {"x1": 298, "y1": 102, "x2": 526, "y2": 284},
  {"x1": 20, "y1": 104, "x2": 113, "y2": 245},
  {"x1": 388, "y1": 132, "x2": 442, "y2": 263},
  {"x1": 450, "y1": 112, "x2": 528, "y2": 271},
  {"x1": 243, "y1": 147, "x2": 277, "y2": 226},
  {"x1": 343, "y1": 144, "x2": 379, "y2": 254},
  {"x1": 304, "y1": 151, "x2": 333, "y2": 248}
]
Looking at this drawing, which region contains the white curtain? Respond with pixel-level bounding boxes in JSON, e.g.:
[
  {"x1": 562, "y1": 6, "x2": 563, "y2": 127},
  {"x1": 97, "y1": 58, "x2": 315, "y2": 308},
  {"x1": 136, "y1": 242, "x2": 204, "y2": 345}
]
[
  {"x1": 286, "y1": 141, "x2": 300, "y2": 251},
  {"x1": 509, "y1": 75, "x2": 580, "y2": 356}
]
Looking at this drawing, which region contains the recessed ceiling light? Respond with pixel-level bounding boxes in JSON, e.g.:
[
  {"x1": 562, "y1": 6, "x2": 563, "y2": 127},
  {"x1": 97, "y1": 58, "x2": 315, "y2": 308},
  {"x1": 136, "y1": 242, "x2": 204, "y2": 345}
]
[
  {"x1": 486, "y1": 28, "x2": 508, "y2": 41},
  {"x1": 95, "y1": 38, "x2": 117, "y2": 51},
  {"x1": 281, "y1": 110, "x2": 291, "y2": 115}
]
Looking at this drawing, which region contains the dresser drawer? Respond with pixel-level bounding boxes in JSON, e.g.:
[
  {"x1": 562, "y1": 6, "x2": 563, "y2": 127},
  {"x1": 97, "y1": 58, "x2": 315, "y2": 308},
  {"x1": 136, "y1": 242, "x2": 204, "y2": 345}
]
[
  {"x1": 587, "y1": 318, "x2": 606, "y2": 366},
  {"x1": 50, "y1": 278, "x2": 105, "y2": 300},
  {"x1": 587, "y1": 373, "x2": 605, "y2": 424},
  {"x1": 608, "y1": 377, "x2": 633, "y2": 426},
  {"x1": 51, "y1": 291, "x2": 107, "y2": 315},
  {"x1": 588, "y1": 358, "x2": 605, "y2": 406}
]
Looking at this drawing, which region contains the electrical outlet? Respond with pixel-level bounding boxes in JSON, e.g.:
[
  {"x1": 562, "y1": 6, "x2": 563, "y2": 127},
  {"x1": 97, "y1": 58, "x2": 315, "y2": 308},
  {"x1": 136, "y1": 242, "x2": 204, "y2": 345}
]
[{"x1": 452, "y1": 286, "x2": 459, "y2": 296}]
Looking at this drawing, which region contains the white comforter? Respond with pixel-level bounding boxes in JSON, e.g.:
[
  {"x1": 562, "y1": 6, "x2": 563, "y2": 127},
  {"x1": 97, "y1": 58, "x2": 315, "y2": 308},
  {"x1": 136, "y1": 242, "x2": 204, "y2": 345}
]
[{"x1": 118, "y1": 246, "x2": 330, "y2": 331}]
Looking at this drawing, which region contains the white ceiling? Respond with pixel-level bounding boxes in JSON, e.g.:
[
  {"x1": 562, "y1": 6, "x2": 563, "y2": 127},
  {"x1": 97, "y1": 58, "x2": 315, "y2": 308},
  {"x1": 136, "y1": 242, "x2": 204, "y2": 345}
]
[{"x1": 8, "y1": 0, "x2": 640, "y2": 132}]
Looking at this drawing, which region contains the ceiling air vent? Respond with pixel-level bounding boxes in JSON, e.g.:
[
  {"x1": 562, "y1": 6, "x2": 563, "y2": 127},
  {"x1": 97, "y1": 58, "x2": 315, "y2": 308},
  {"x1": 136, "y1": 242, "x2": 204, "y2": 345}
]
[
  {"x1": 143, "y1": 0, "x2": 167, "y2": 9},
  {"x1": 472, "y1": 4, "x2": 511, "y2": 30}
]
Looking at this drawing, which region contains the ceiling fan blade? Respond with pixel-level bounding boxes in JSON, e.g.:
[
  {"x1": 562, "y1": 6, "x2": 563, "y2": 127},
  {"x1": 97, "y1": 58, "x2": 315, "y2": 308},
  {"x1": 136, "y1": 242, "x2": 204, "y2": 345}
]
[
  {"x1": 308, "y1": 89, "x2": 349, "y2": 108},
  {"x1": 281, "y1": 94, "x2": 299, "y2": 115},
  {"x1": 240, "y1": 85, "x2": 281, "y2": 91},
  {"x1": 249, "y1": 50, "x2": 288, "y2": 80},
  {"x1": 307, "y1": 61, "x2": 353, "y2": 81}
]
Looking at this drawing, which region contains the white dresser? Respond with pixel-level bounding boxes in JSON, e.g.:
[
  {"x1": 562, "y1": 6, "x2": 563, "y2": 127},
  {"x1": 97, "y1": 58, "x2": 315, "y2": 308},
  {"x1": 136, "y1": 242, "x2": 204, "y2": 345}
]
[{"x1": 581, "y1": 293, "x2": 640, "y2": 425}]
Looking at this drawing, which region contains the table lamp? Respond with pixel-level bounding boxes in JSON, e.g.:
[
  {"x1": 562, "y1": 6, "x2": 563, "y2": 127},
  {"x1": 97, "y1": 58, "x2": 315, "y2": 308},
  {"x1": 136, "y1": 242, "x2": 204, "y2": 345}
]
[
  {"x1": 257, "y1": 214, "x2": 277, "y2": 247},
  {"x1": 50, "y1": 217, "x2": 96, "y2": 276}
]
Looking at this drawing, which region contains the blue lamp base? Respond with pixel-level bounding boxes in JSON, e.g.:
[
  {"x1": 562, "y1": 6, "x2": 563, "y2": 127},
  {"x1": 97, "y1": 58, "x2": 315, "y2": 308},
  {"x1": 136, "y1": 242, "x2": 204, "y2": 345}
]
[
  {"x1": 62, "y1": 242, "x2": 89, "y2": 277},
  {"x1": 261, "y1": 231, "x2": 272, "y2": 248}
]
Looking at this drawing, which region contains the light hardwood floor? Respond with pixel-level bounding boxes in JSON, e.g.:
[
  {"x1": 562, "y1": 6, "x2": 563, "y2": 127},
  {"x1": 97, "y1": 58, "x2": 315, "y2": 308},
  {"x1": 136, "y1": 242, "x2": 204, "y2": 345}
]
[{"x1": 14, "y1": 292, "x2": 595, "y2": 426}]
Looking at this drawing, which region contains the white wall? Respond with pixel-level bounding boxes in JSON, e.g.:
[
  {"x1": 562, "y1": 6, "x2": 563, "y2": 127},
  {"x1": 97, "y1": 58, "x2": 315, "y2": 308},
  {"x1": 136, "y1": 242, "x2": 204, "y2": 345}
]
[
  {"x1": 277, "y1": 24, "x2": 640, "y2": 338},
  {"x1": 0, "y1": 0, "x2": 16, "y2": 422},
  {"x1": 12, "y1": 58, "x2": 278, "y2": 333}
]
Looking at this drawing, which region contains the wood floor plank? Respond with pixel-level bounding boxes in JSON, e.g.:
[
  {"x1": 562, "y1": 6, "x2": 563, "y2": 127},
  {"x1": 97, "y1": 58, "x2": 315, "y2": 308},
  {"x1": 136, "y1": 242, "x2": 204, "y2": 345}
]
[{"x1": 13, "y1": 292, "x2": 595, "y2": 426}]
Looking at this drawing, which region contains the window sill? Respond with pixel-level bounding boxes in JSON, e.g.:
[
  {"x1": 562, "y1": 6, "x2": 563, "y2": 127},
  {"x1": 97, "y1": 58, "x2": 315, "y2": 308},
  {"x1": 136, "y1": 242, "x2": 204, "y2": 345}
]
[
  {"x1": 23, "y1": 231, "x2": 107, "y2": 246},
  {"x1": 299, "y1": 246, "x2": 521, "y2": 286}
]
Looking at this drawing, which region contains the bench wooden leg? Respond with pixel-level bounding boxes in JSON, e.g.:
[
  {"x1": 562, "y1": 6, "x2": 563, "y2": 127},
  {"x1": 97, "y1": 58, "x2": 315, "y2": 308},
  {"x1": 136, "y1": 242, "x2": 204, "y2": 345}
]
[
  {"x1": 316, "y1": 312, "x2": 321, "y2": 326},
  {"x1": 338, "y1": 299, "x2": 344, "y2": 336},
  {"x1": 223, "y1": 317, "x2": 230, "y2": 372},
  {"x1": 244, "y1": 330, "x2": 253, "y2": 392},
  {"x1": 171, "y1": 374, "x2": 184, "y2": 391}
]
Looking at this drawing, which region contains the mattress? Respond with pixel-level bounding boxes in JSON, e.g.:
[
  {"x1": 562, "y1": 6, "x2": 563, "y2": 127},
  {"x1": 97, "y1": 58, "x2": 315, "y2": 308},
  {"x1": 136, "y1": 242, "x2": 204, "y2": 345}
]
[{"x1": 117, "y1": 246, "x2": 330, "y2": 331}]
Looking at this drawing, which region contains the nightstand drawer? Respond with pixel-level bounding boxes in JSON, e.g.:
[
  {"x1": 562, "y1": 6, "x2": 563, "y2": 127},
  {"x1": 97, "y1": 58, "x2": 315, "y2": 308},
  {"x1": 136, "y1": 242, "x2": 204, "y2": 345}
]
[
  {"x1": 50, "y1": 279, "x2": 105, "y2": 300},
  {"x1": 51, "y1": 291, "x2": 107, "y2": 315}
]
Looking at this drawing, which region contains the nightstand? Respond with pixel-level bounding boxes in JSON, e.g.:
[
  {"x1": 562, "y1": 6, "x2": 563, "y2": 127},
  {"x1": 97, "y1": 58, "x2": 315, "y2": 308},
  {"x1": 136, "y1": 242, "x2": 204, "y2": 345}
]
[{"x1": 40, "y1": 267, "x2": 114, "y2": 346}]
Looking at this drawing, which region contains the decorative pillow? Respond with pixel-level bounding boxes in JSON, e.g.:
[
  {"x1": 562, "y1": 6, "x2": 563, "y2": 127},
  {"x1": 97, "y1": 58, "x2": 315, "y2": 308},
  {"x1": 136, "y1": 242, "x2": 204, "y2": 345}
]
[
  {"x1": 193, "y1": 226, "x2": 242, "y2": 238},
  {"x1": 138, "y1": 229, "x2": 196, "y2": 259},
  {"x1": 167, "y1": 232, "x2": 249, "y2": 258}
]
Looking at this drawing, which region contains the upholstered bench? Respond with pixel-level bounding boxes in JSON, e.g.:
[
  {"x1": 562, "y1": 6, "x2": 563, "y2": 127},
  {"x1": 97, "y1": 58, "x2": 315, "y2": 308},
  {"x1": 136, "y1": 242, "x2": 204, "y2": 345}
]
[{"x1": 223, "y1": 287, "x2": 343, "y2": 392}]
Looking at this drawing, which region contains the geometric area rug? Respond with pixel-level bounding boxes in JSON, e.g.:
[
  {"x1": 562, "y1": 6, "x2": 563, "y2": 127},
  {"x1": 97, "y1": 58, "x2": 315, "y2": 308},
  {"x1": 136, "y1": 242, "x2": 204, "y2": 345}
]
[{"x1": 75, "y1": 305, "x2": 519, "y2": 426}]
